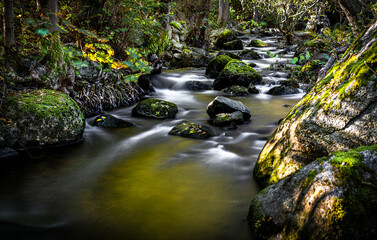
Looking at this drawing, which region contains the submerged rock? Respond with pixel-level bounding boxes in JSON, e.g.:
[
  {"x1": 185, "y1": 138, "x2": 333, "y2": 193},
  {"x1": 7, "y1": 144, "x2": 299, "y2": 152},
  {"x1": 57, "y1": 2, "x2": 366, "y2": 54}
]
[
  {"x1": 266, "y1": 85, "x2": 300, "y2": 95},
  {"x1": 205, "y1": 55, "x2": 233, "y2": 79},
  {"x1": 211, "y1": 111, "x2": 244, "y2": 126},
  {"x1": 214, "y1": 60, "x2": 262, "y2": 90},
  {"x1": 253, "y1": 20, "x2": 377, "y2": 187},
  {"x1": 249, "y1": 146, "x2": 377, "y2": 240},
  {"x1": 93, "y1": 114, "x2": 134, "y2": 128},
  {"x1": 0, "y1": 89, "x2": 85, "y2": 148},
  {"x1": 184, "y1": 81, "x2": 212, "y2": 91},
  {"x1": 132, "y1": 98, "x2": 178, "y2": 119},
  {"x1": 207, "y1": 96, "x2": 251, "y2": 121},
  {"x1": 169, "y1": 121, "x2": 212, "y2": 139}
]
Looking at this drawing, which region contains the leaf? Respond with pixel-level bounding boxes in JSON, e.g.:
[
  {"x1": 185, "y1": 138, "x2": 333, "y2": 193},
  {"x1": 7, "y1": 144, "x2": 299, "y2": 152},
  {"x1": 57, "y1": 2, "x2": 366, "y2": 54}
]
[
  {"x1": 36, "y1": 28, "x2": 50, "y2": 36},
  {"x1": 291, "y1": 57, "x2": 299, "y2": 64},
  {"x1": 300, "y1": 55, "x2": 305, "y2": 61}
]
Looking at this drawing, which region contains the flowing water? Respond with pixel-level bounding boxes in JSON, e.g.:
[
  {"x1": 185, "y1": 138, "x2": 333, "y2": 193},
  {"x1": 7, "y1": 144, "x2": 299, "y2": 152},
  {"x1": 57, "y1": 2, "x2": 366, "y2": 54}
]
[{"x1": 0, "y1": 35, "x2": 304, "y2": 240}]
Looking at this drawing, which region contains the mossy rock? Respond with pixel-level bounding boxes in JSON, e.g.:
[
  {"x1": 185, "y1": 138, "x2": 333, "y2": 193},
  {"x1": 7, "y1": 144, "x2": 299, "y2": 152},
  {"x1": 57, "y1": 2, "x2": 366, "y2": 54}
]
[
  {"x1": 132, "y1": 98, "x2": 178, "y2": 119},
  {"x1": 215, "y1": 29, "x2": 238, "y2": 49},
  {"x1": 93, "y1": 114, "x2": 134, "y2": 128},
  {"x1": 238, "y1": 49, "x2": 262, "y2": 60},
  {"x1": 221, "y1": 85, "x2": 249, "y2": 96},
  {"x1": 216, "y1": 51, "x2": 241, "y2": 60},
  {"x1": 211, "y1": 111, "x2": 244, "y2": 126},
  {"x1": 266, "y1": 85, "x2": 300, "y2": 95},
  {"x1": 207, "y1": 96, "x2": 251, "y2": 121},
  {"x1": 205, "y1": 55, "x2": 233, "y2": 78},
  {"x1": 280, "y1": 79, "x2": 300, "y2": 88},
  {"x1": 169, "y1": 121, "x2": 212, "y2": 139},
  {"x1": 170, "y1": 21, "x2": 182, "y2": 31},
  {"x1": 223, "y1": 39, "x2": 243, "y2": 50},
  {"x1": 248, "y1": 83, "x2": 260, "y2": 94},
  {"x1": 247, "y1": 39, "x2": 268, "y2": 47},
  {"x1": 253, "y1": 20, "x2": 377, "y2": 188},
  {"x1": 213, "y1": 60, "x2": 262, "y2": 90},
  {"x1": 249, "y1": 145, "x2": 377, "y2": 240},
  {"x1": 1, "y1": 89, "x2": 85, "y2": 147}
]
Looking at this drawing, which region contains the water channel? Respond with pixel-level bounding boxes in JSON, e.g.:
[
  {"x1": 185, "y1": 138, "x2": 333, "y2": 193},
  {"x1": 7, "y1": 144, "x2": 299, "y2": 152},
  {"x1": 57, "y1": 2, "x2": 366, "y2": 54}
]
[{"x1": 0, "y1": 35, "x2": 305, "y2": 240}]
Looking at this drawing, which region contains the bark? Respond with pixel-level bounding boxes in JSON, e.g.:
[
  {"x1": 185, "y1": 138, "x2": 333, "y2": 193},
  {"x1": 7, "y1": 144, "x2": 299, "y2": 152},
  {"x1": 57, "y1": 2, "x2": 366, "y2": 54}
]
[
  {"x1": 217, "y1": 0, "x2": 230, "y2": 27},
  {"x1": 3, "y1": 0, "x2": 15, "y2": 48},
  {"x1": 37, "y1": 0, "x2": 58, "y2": 32}
]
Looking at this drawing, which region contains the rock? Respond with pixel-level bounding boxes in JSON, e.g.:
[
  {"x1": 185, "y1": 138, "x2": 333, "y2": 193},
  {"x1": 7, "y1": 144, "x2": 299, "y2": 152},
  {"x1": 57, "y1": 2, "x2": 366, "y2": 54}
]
[
  {"x1": 132, "y1": 98, "x2": 178, "y2": 119},
  {"x1": 266, "y1": 85, "x2": 300, "y2": 95},
  {"x1": 221, "y1": 85, "x2": 249, "y2": 96},
  {"x1": 0, "y1": 147, "x2": 19, "y2": 160},
  {"x1": 215, "y1": 29, "x2": 238, "y2": 49},
  {"x1": 93, "y1": 114, "x2": 134, "y2": 128},
  {"x1": 238, "y1": 49, "x2": 262, "y2": 60},
  {"x1": 0, "y1": 89, "x2": 85, "y2": 147},
  {"x1": 170, "y1": 48, "x2": 213, "y2": 68},
  {"x1": 280, "y1": 79, "x2": 300, "y2": 88},
  {"x1": 248, "y1": 62, "x2": 257, "y2": 68},
  {"x1": 211, "y1": 111, "x2": 244, "y2": 126},
  {"x1": 213, "y1": 60, "x2": 262, "y2": 90},
  {"x1": 184, "y1": 81, "x2": 212, "y2": 91},
  {"x1": 207, "y1": 96, "x2": 251, "y2": 121},
  {"x1": 205, "y1": 55, "x2": 233, "y2": 78},
  {"x1": 75, "y1": 60, "x2": 101, "y2": 83},
  {"x1": 223, "y1": 39, "x2": 243, "y2": 50},
  {"x1": 248, "y1": 146, "x2": 377, "y2": 240},
  {"x1": 247, "y1": 39, "x2": 268, "y2": 47},
  {"x1": 216, "y1": 51, "x2": 241, "y2": 60},
  {"x1": 253, "y1": 21, "x2": 377, "y2": 187},
  {"x1": 137, "y1": 75, "x2": 155, "y2": 93},
  {"x1": 248, "y1": 83, "x2": 260, "y2": 94},
  {"x1": 169, "y1": 121, "x2": 212, "y2": 139}
]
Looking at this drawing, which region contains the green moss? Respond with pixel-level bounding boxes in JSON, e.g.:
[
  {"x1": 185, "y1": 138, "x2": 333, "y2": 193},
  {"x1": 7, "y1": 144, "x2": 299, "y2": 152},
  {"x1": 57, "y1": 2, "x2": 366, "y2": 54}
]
[
  {"x1": 219, "y1": 29, "x2": 232, "y2": 38},
  {"x1": 248, "y1": 39, "x2": 268, "y2": 47},
  {"x1": 170, "y1": 21, "x2": 181, "y2": 30},
  {"x1": 301, "y1": 60, "x2": 322, "y2": 72},
  {"x1": 303, "y1": 170, "x2": 318, "y2": 188},
  {"x1": 223, "y1": 60, "x2": 256, "y2": 74}
]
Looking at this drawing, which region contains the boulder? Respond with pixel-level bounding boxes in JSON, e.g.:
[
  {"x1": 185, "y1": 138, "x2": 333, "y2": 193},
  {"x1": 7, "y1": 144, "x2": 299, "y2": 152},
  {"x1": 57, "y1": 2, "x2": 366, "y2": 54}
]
[
  {"x1": 253, "y1": 20, "x2": 377, "y2": 187},
  {"x1": 248, "y1": 84, "x2": 260, "y2": 94},
  {"x1": 170, "y1": 48, "x2": 213, "y2": 68},
  {"x1": 280, "y1": 79, "x2": 300, "y2": 88},
  {"x1": 132, "y1": 98, "x2": 178, "y2": 119},
  {"x1": 213, "y1": 60, "x2": 262, "y2": 90},
  {"x1": 93, "y1": 114, "x2": 134, "y2": 128},
  {"x1": 247, "y1": 39, "x2": 268, "y2": 47},
  {"x1": 221, "y1": 85, "x2": 249, "y2": 96},
  {"x1": 169, "y1": 121, "x2": 212, "y2": 139},
  {"x1": 207, "y1": 96, "x2": 251, "y2": 121},
  {"x1": 215, "y1": 29, "x2": 238, "y2": 49},
  {"x1": 0, "y1": 89, "x2": 85, "y2": 148},
  {"x1": 211, "y1": 111, "x2": 244, "y2": 126},
  {"x1": 205, "y1": 55, "x2": 233, "y2": 79},
  {"x1": 223, "y1": 39, "x2": 243, "y2": 50},
  {"x1": 266, "y1": 85, "x2": 300, "y2": 95},
  {"x1": 248, "y1": 146, "x2": 377, "y2": 240},
  {"x1": 238, "y1": 49, "x2": 262, "y2": 60},
  {"x1": 0, "y1": 147, "x2": 19, "y2": 160}
]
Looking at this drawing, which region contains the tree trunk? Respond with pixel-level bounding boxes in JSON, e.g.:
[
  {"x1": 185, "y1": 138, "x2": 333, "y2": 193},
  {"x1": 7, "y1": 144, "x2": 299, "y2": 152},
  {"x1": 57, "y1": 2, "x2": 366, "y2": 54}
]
[
  {"x1": 217, "y1": 0, "x2": 230, "y2": 27},
  {"x1": 3, "y1": 0, "x2": 15, "y2": 49},
  {"x1": 37, "y1": 0, "x2": 58, "y2": 32},
  {"x1": 337, "y1": 0, "x2": 361, "y2": 33}
]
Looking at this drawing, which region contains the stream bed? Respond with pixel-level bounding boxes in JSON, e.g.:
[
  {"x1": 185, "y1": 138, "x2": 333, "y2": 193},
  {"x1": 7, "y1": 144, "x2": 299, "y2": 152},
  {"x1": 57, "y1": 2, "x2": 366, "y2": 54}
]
[{"x1": 0, "y1": 35, "x2": 305, "y2": 240}]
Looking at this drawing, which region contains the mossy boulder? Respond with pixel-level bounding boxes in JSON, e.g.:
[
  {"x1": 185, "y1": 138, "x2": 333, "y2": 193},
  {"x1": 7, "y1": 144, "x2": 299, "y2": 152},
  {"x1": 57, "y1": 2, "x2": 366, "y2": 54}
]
[
  {"x1": 132, "y1": 98, "x2": 178, "y2": 119},
  {"x1": 220, "y1": 85, "x2": 249, "y2": 96},
  {"x1": 183, "y1": 81, "x2": 212, "y2": 91},
  {"x1": 93, "y1": 114, "x2": 134, "y2": 128},
  {"x1": 213, "y1": 60, "x2": 262, "y2": 90},
  {"x1": 215, "y1": 29, "x2": 238, "y2": 49},
  {"x1": 207, "y1": 96, "x2": 251, "y2": 121},
  {"x1": 238, "y1": 49, "x2": 262, "y2": 60},
  {"x1": 0, "y1": 89, "x2": 85, "y2": 147},
  {"x1": 301, "y1": 60, "x2": 322, "y2": 72},
  {"x1": 216, "y1": 51, "x2": 241, "y2": 60},
  {"x1": 205, "y1": 55, "x2": 233, "y2": 78},
  {"x1": 266, "y1": 85, "x2": 300, "y2": 95},
  {"x1": 223, "y1": 39, "x2": 243, "y2": 50},
  {"x1": 253, "y1": 20, "x2": 377, "y2": 188},
  {"x1": 211, "y1": 111, "x2": 244, "y2": 126},
  {"x1": 248, "y1": 83, "x2": 260, "y2": 94},
  {"x1": 249, "y1": 146, "x2": 377, "y2": 240},
  {"x1": 169, "y1": 121, "x2": 212, "y2": 139},
  {"x1": 280, "y1": 79, "x2": 300, "y2": 88},
  {"x1": 247, "y1": 39, "x2": 268, "y2": 47}
]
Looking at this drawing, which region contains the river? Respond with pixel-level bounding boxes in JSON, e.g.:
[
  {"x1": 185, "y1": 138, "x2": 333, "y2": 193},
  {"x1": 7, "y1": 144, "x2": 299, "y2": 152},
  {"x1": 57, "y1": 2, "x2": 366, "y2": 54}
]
[{"x1": 0, "y1": 34, "x2": 304, "y2": 240}]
